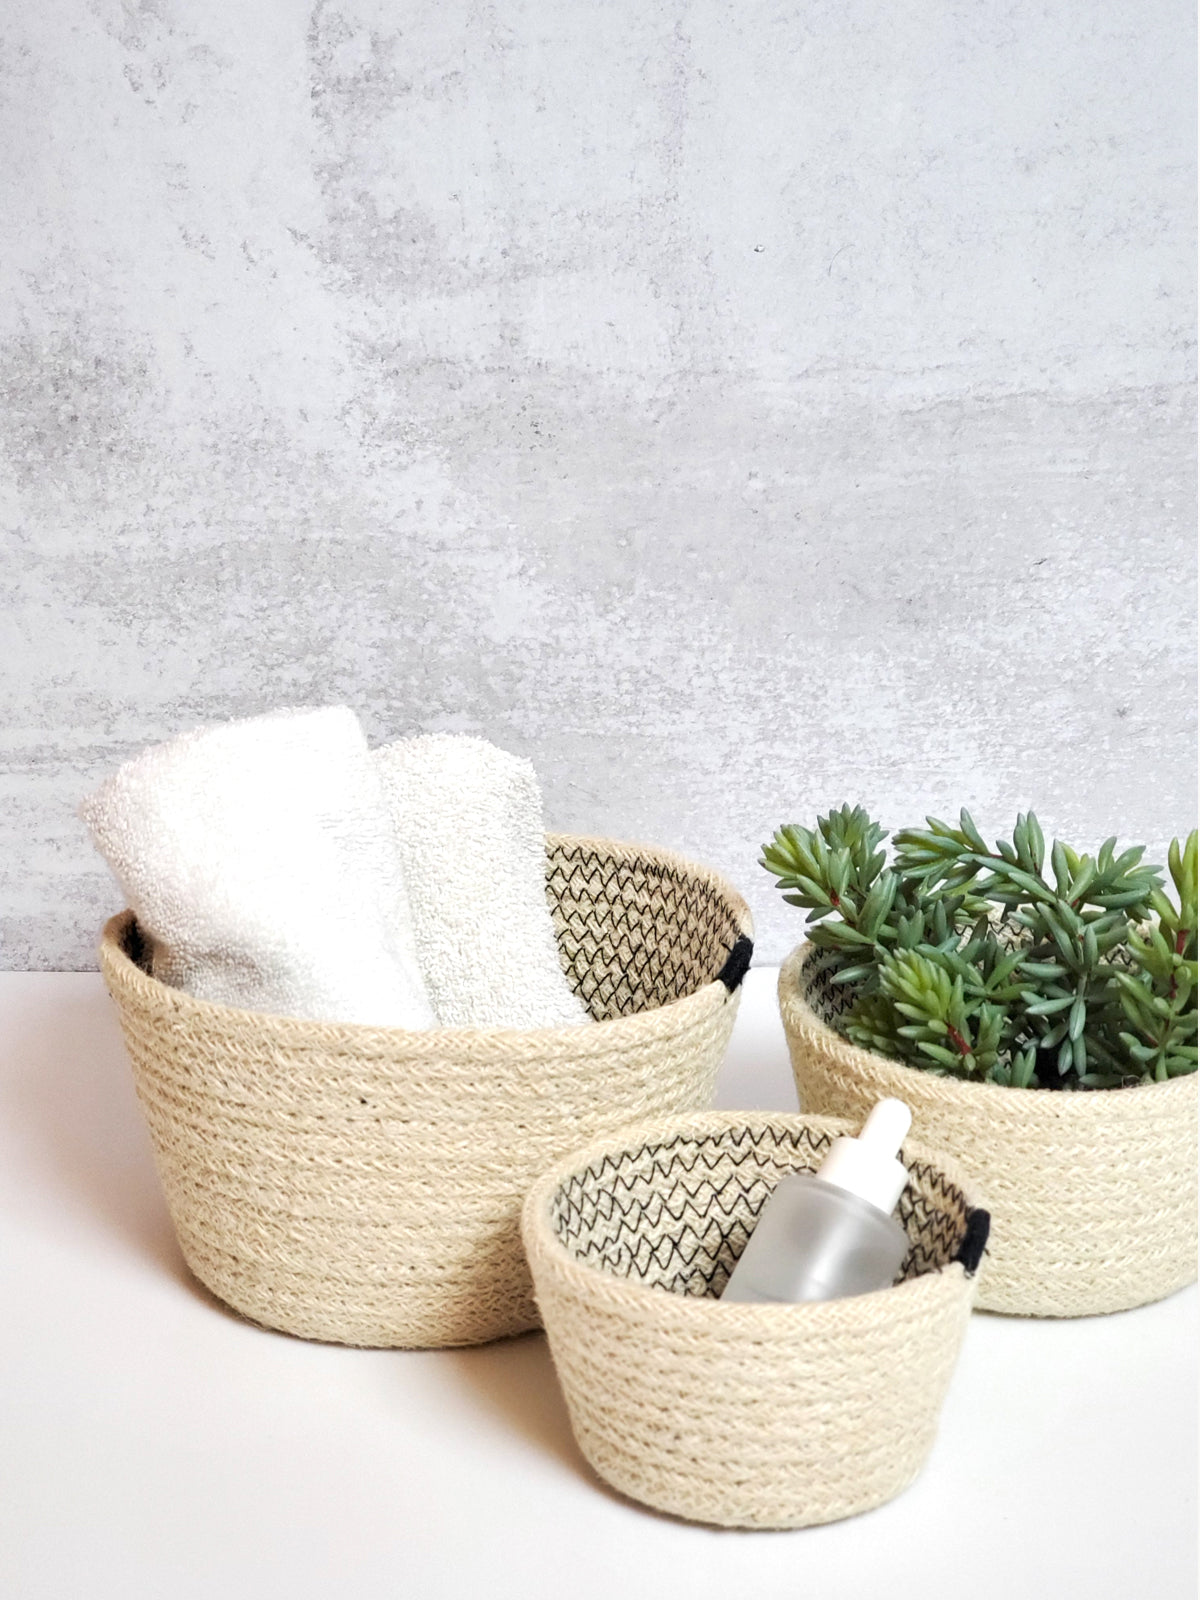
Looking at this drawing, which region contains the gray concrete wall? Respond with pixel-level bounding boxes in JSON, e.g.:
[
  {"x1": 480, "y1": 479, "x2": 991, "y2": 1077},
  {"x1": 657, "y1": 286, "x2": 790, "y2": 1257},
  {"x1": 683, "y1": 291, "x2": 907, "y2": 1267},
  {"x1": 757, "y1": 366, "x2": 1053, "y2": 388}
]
[{"x1": 2, "y1": 0, "x2": 1195, "y2": 969}]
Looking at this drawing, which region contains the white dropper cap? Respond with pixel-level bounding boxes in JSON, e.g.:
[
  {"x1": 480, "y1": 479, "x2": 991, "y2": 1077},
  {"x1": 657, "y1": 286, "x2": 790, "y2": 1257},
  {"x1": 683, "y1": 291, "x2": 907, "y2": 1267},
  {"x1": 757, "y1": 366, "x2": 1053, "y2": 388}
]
[{"x1": 816, "y1": 1098, "x2": 912, "y2": 1216}]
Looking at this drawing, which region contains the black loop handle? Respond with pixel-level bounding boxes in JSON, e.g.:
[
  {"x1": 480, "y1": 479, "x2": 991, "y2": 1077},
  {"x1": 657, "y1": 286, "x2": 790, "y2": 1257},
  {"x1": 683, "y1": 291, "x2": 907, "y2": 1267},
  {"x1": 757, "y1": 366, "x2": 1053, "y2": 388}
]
[
  {"x1": 716, "y1": 935, "x2": 754, "y2": 992},
  {"x1": 954, "y1": 1208, "x2": 991, "y2": 1276}
]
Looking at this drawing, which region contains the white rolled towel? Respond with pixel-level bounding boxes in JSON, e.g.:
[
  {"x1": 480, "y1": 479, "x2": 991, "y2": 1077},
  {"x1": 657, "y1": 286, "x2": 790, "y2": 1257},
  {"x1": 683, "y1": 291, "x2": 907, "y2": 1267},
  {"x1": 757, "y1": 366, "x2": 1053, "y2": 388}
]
[
  {"x1": 80, "y1": 706, "x2": 435, "y2": 1028},
  {"x1": 373, "y1": 734, "x2": 591, "y2": 1029}
]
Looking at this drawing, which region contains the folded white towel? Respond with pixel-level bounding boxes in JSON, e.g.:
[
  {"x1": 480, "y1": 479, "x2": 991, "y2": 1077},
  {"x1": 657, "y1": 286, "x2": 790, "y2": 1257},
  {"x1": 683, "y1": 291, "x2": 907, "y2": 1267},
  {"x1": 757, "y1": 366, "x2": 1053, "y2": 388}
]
[
  {"x1": 80, "y1": 707, "x2": 436, "y2": 1028},
  {"x1": 373, "y1": 734, "x2": 591, "y2": 1029}
]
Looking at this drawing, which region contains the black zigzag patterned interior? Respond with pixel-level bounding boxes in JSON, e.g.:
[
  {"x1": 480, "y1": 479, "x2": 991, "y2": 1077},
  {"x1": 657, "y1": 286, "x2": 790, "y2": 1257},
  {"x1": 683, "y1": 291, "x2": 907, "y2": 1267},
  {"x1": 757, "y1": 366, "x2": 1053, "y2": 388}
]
[
  {"x1": 549, "y1": 1124, "x2": 973, "y2": 1298},
  {"x1": 546, "y1": 840, "x2": 746, "y2": 1020},
  {"x1": 801, "y1": 949, "x2": 856, "y2": 1030}
]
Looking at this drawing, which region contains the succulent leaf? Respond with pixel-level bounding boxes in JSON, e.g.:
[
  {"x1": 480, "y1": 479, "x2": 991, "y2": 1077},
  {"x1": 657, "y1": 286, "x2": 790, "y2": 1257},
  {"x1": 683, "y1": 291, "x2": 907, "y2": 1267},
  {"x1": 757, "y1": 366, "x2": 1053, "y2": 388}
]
[{"x1": 768, "y1": 807, "x2": 1195, "y2": 1090}]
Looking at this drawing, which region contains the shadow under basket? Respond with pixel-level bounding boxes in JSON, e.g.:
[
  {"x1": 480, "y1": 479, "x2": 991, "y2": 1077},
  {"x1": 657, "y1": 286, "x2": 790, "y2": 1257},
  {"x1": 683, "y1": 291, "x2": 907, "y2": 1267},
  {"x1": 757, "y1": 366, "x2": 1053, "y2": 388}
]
[
  {"x1": 97, "y1": 834, "x2": 753, "y2": 1348},
  {"x1": 780, "y1": 942, "x2": 1199, "y2": 1318},
  {"x1": 522, "y1": 1111, "x2": 988, "y2": 1530}
]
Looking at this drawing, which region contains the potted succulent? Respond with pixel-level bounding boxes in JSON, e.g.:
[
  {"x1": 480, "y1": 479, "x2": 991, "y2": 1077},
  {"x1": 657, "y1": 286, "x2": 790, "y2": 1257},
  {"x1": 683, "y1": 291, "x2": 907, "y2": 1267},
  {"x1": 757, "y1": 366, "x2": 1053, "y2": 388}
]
[{"x1": 769, "y1": 806, "x2": 1197, "y2": 1316}]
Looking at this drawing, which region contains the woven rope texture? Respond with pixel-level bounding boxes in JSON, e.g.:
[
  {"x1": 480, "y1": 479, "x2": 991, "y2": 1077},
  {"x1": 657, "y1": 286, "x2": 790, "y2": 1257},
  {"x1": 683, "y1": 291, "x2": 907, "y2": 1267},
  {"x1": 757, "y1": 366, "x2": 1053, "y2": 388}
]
[
  {"x1": 523, "y1": 1110, "x2": 982, "y2": 1529},
  {"x1": 780, "y1": 942, "x2": 1198, "y2": 1317},
  {"x1": 98, "y1": 836, "x2": 751, "y2": 1348}
]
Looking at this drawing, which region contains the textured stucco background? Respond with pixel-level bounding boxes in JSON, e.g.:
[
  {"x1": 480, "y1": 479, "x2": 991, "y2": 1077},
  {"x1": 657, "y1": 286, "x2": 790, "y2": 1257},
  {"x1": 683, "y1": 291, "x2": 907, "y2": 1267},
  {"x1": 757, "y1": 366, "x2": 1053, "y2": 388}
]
[{"x1": 1, "y1": 0, "x2": 1195, "y2": 969}]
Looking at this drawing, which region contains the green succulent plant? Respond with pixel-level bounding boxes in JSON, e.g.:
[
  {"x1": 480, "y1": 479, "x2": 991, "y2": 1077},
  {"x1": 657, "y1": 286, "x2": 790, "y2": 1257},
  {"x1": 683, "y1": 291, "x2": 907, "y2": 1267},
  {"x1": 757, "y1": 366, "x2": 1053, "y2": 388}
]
[{"x1": 763, "y1": 805, "x2": 1198, "y2": 1090}]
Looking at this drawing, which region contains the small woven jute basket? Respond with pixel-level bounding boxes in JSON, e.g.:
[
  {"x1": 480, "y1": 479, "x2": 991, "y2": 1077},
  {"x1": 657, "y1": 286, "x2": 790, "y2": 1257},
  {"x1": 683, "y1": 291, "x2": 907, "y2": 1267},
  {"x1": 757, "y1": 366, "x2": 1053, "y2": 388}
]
[
  {"x1": 523, "y1": 1110, "x2": 988, "y2": 1530},
  {"x1": 98, "y1": 835, "x2": 752, "y2": 1349},
  {"x1": 780, "y1": 942, "x2": 1199, "y2": 1318}
]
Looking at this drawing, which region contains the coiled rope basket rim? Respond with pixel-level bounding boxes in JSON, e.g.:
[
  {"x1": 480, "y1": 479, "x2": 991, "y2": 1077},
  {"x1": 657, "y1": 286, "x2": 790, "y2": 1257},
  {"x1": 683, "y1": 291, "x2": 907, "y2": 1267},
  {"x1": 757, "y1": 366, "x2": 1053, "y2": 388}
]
[
  {"x1": 523, "y1": 1108, "x2": 986, "y2": 1530},
  {"x1": 98, "y1": 833, "x2": 753, "y2": 1349},
  {"x1": 779, "y1": 941, "x2": 1199, "y2": 1318}
]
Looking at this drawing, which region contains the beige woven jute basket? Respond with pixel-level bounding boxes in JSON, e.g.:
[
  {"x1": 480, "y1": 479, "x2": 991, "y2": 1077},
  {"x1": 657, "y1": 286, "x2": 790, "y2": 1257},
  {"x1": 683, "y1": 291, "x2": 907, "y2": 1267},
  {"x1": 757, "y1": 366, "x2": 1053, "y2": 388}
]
[
  {"x1": 98, "y1": 835, "x2": 753, "y2": 1349},
  {"x1": 780, "y1": 942, "x2": 1199, "y2": 1318},
  {"x1": 523, "y1": 1110, "x2": 988, "y2": 1530}
]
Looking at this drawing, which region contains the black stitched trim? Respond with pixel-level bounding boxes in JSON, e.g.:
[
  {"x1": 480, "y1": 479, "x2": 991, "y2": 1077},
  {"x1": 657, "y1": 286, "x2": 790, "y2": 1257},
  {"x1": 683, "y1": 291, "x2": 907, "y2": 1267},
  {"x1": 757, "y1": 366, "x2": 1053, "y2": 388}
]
[
  {"x1": 716, "y1": 935, "x2": 754, "y2": 992},
  {"x1": 954, "y1": 1209, "x2": 991, "y2": 1276}
]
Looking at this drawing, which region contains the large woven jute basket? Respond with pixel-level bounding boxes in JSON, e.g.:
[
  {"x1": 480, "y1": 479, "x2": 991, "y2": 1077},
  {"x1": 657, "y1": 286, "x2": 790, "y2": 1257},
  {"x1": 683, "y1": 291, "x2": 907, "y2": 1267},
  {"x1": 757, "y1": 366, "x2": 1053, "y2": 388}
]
[
  {"x1": 98, "y1": 835, "x2": 753, "y2": 1348},
  {"x1": 523, "y1": 1110, "x2": 988, "y2": 1530},
  {"x1": 780, "y1": 942, "x2": 1199, "y2": 1318}
]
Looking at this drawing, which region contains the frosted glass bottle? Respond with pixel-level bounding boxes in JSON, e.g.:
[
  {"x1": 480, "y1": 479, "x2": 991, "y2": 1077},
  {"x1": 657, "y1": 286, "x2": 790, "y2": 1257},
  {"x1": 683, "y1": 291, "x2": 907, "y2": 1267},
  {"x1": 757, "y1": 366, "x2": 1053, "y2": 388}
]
[{"x1": 722, "y1": 1099, "x2": 913, "y2": 1304}]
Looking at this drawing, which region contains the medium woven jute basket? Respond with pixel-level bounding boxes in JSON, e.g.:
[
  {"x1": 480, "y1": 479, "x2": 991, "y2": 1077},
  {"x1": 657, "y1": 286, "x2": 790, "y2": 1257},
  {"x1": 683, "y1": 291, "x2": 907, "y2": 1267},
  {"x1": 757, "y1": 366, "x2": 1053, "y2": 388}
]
[
  {"x1": 523, "y1": 1110, "x2": 988, "y2": 1530},
  {"x1": 780, "y1": 942, "x2": 1199, "y2": 1318},
  {"x1": 98, "y1": 835, "x2": 753, "y2": 1349}
]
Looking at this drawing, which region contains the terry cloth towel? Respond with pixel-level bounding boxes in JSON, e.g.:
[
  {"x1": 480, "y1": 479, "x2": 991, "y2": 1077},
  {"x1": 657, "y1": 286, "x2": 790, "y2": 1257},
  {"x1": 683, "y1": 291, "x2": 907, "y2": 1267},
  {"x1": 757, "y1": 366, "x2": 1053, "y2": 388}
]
[
  {"x1": 373, "y1": 733, "x2": 591, "y2": 1030},
  {"x1": 80, "y1": 707, "x2": 436, "y2": 1028}
]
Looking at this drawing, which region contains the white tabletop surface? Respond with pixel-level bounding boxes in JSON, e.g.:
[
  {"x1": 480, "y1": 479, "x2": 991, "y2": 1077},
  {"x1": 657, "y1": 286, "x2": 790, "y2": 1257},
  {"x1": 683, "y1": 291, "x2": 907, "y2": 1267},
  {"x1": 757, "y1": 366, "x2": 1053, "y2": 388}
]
[{"x1": 0, "y1": 968, "x2": 1195, "y2": 1600}]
